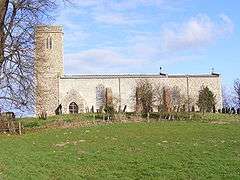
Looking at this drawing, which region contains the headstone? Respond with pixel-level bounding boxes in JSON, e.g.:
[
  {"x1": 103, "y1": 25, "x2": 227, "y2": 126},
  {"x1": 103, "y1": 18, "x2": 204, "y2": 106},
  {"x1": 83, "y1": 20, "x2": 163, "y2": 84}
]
[
  {"x1": 0, "y1": 112, "x2": 15, "y2": 121},
  {"x1": 55, "y1": 104, "x2": 62, "y2": 115},
  {"x1": 123, "y1": 105, "x2": 127, "y2": 113},
  {"x1": 222, "y1": 108, "x2": 225, "y2": 114},
  {"x1": 227, "y1": 107, "x2": 231, "y2": 114},
  {"x1": 191, "y1": 106, "x2": 195, "y2": 112},
  {"x1": 213, "y1": 106, "x2": 216, "y2": 113}
]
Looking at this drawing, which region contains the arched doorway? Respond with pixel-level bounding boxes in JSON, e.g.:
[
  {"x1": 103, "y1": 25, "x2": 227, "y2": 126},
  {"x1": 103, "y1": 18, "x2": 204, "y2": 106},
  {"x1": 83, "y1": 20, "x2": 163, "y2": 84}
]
[{"x1": 69, "y1": 102, "x2": 78, "y2": 114}]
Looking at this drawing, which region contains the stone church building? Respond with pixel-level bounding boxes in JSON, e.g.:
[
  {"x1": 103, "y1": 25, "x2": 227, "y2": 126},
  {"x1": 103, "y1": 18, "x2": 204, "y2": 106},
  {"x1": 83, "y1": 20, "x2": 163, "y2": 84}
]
[{"x1": 35, "y1": 26, "x2": 223, "y2": 115}]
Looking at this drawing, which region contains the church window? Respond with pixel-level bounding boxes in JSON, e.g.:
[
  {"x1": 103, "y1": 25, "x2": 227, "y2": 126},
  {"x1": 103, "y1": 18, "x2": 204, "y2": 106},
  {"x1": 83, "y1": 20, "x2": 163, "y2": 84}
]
[
  {"x1": 49, "y1": 37, "x2": 52, "y2": 49},
  {"x1": 46, "y1": 37, "x2": 53, "y2": 49},
  {"x1": 69, "y1": 102, "x2": 78, "y2": 114},
  {"x1": 96, "y1": 84, "x2": 106, "y2": 111}
]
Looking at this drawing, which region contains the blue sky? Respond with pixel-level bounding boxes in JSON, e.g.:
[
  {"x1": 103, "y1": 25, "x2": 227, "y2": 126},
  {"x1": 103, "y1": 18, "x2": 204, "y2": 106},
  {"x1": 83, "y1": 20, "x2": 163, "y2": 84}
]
[{"x1": 55, "y1": 0, "x2": 240, "y2": 88}]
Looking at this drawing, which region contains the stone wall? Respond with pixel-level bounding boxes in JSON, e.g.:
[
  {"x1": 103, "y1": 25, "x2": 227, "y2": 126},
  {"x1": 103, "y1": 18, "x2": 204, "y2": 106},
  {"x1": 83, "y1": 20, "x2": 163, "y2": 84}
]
[{"x1": 35, "y1": 26, "x2": 64, "y2": 116}]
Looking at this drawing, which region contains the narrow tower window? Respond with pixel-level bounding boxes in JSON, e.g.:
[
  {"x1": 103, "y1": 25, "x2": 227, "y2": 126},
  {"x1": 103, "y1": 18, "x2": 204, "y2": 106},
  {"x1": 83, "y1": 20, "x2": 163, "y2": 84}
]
[
  {"x1": 46, "y1": 38, "x2": 49, "y2": 49},
  {"x1": 46, "y1": 37, "x2": 53, "y2": 49},
  {"x1": 49, "y1": 37, "x2": 52, "y2": 49}
]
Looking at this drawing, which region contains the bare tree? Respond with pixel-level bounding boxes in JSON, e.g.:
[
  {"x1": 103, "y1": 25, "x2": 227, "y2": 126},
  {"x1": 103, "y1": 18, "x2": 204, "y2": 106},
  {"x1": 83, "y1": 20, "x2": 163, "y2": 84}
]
[
  {"x1": 96, "y1": 84, "x2": 106, "y2": 112},
  {"x1": 154, "y1": 84, "x2": 164, "y2": 112},
  {"x1": 171, "y1": 86, "x2": 181, "y2": 111},
  {"x1": 233, "y1": 79, "x2": 240, "y2": 108},
  {"x1": 0, "y1": 0, "x2": 9, "y2": 65},
  {"x1": 222, "y1": 86, "x2": 232, "y2": 108},
  {"x1": 0, "y1": 0, "x2": 62, "y2": 113},
  {"x1": 134, "y1": 79, "x2": 155, "y2": 113}
]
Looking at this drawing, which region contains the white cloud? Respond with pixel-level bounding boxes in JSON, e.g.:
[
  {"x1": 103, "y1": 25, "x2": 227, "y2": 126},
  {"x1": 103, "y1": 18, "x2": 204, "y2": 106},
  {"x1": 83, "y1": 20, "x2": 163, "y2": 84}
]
[
  {"x1": 56, "y1": 1, "x2": 235, "y2": 74},
  {"x1": 69, "y1": 0, "x2": 100, "y2": 7},
  {"x1": 63, "y1": 0, "x2": 180, "y2": 26},
  {"x1": 71, "y1": 0, "x2": 165, "y2": 9},
  {"x1": 94, "y1": 13, "x2": 131, "y2": 25},
  {"x1": 62, "y1": 14, "x2": 234, "y2": 74},
  {"x1": 219, "y1": 14, "x2": 234, "y2": 34},
  {"x1": 162, "y1": 14, "x2": 234, "y2": 51},
  {"x1": 64, "y1": 49, "x2": 146, "y2": 74}
]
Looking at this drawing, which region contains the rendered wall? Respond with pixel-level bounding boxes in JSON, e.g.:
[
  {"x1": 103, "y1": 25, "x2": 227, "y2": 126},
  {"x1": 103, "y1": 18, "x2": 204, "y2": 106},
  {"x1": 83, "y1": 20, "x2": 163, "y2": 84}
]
[{"x1": 59, "y1": 75, "x2": 222, "y2": 114}]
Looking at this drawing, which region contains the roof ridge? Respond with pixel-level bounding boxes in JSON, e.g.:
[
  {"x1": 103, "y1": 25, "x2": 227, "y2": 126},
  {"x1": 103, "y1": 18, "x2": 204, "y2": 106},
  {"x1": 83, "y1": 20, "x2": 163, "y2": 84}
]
[{"x1": 61, "y1": 73, "x2": 220, "y2": 79}]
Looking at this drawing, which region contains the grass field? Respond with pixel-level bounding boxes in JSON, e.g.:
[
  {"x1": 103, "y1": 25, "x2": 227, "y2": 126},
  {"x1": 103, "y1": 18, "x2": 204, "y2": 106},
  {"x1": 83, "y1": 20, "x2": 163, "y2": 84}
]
[{"x1": 0, "y1": 114, "x2": 240, "y2": 179}]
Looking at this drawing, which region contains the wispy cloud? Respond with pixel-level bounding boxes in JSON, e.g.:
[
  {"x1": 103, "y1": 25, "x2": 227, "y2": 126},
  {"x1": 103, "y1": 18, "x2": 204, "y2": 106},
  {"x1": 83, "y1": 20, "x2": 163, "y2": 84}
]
[
  {"x1": 70, "y1": 0, "x2": 167, "y2": 9},
  {"x1": 62, "y1": 0, "x2": 183, "y2": 26},
  {"x1": 161, "y1": 14, "x2": 234, "y2": 52},
  {"x1": 94, "y1": 13, "x2": 132, "y2": 25},
  {"x1": 56, "y1": 1, "x2": 235, "y2": 74},
  {"x1": 64, "y1": 49, "x2": 146, "y2": 74}
]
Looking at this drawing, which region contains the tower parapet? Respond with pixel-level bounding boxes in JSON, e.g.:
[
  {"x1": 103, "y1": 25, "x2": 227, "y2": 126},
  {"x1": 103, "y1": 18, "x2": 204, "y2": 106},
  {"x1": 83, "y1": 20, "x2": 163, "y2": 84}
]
[{"x1": 35, "y1": 25, "x2": 64, "y2": 116}]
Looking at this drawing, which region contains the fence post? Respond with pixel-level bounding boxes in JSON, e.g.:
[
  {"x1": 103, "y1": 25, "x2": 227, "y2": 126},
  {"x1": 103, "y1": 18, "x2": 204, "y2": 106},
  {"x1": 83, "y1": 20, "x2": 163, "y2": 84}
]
[
  {"x1": 18, "y1": 122, "x2": 22, "y2": 135},
  {"x1": 7, "y1": 122, "x2": 10, "y2": 132},
  {"x1": 147, "y1": 112, "x2": 150, "y2": 123}
]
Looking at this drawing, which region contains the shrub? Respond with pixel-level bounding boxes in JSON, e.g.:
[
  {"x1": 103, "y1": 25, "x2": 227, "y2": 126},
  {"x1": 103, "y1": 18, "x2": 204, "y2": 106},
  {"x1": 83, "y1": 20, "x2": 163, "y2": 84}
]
[
  {"x1": 197, "y1": 86, "x2": 216, "y2": 113},
  {"x1": 237, "y1": 108, "x2": 240, "y2": 114},
  {"x1": 39, "y1": 111, "x2": 47, "y2": 120},
  {"x1": 104, "y1": 105, "x2": 115, "y2": 120},
  {"x1": 231, "y1": 107, "x2": 236, "y2": 114},
  {"x1": 148, "y1": 112, "x2": 201, "y2": 121},
  {"x1": 24, "y1": 121, "x2": 41, "y2": 128},
  {"x1": 135, "y1": 79, "x2": 155, "y2": 113}
]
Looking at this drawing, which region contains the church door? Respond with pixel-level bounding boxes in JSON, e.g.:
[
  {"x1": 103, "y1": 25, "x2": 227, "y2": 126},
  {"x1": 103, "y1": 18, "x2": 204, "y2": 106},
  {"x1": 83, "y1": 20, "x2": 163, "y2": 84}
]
[{"x1": 69, "y1": 102, "x2": 78, "y2": 114}]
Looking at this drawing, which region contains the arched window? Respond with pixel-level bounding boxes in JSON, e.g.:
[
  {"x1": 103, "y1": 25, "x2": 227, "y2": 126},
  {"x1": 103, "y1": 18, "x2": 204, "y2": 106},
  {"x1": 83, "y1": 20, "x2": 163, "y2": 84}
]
[
  {"x1": 69, "y1": 102, "x2": 78, "y2": 114},
  {"x1": 96, "y1": 84, "x2": 105, "y2": 111}
]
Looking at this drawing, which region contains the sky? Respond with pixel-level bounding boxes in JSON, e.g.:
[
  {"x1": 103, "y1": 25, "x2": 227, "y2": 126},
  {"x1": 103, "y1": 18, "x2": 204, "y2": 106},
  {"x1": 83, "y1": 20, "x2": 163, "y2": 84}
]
[{"x1": 55, "y1": 0, "x2": 240, "y2": 88}]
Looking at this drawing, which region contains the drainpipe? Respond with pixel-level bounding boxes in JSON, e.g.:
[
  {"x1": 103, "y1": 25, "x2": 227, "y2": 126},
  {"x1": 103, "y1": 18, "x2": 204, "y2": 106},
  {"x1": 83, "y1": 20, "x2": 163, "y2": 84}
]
[
  {"x1": 118, "y1": 77, "x2": 121, "y2": 112},
  {"x1": 186, "y1": 75, "x2": 190, "y2": 112}
]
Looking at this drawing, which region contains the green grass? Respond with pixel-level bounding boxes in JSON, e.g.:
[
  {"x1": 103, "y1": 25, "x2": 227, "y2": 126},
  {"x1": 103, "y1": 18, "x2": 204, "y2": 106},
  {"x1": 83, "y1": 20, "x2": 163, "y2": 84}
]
[
  {"x1": 17, "y1": 113, "x2": 101, "y2": 128},
  {"x1": 0, "y1": 115, "x2": 240, "y2": 179},
  {"x1": 17, "y1": 112, "x2": 240, "y2": 130}
]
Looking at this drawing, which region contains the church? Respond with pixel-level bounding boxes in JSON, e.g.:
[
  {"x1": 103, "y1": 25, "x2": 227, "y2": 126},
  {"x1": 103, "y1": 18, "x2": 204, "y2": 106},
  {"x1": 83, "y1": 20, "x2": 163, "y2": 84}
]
[{"x1": 35, "y1": 26, "x2": 223, "y2": 116}]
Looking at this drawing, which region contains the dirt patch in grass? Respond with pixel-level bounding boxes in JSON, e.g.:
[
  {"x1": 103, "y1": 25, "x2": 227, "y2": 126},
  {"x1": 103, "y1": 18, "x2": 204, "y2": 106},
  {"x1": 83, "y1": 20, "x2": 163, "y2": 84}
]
[
  {"x1": 54, "y1": 139, "x2": 86, "y2": 148},
  {"x1": 209, "y1": 121, "x2": 231, "y2": 124}
]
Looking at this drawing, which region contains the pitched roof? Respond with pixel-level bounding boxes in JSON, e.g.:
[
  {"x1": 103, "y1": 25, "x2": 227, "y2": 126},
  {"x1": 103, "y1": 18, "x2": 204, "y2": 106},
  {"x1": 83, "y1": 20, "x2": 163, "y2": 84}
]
[{"x1": 61, "y1": 73, "x2": 220, "y2": 79}]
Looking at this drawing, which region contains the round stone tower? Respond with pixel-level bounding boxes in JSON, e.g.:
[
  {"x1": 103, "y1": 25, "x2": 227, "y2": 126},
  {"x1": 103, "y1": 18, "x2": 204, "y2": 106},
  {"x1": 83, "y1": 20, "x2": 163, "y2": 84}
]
[{"x1": 35, "y1": 26, "x2": 64, "y2": 116}]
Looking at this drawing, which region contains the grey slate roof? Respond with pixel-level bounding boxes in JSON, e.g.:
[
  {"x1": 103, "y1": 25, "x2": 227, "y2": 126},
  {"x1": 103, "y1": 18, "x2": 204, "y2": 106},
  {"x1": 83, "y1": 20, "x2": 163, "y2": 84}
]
[{"x1": 61, "y1": 73, "x2": 220, "y2": 79}]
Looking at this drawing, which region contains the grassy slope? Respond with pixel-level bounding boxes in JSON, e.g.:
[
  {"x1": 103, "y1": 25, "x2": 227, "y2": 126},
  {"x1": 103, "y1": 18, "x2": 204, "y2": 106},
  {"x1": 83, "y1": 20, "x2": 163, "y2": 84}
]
[
  {"x1": 0, "y1": 119, "x2": 240, "y2": 179},
  {"x1": 17, "y1": 112, "x2": 240, "y2": 129}
]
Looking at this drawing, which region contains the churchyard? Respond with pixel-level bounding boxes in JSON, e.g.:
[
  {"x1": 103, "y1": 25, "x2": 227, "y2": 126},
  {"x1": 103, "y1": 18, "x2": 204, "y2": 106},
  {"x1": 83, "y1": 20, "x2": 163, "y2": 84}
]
[{"x1": 0, "y1": 113, "x2": 239, "y2": 179}]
